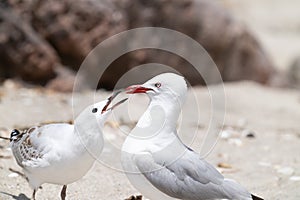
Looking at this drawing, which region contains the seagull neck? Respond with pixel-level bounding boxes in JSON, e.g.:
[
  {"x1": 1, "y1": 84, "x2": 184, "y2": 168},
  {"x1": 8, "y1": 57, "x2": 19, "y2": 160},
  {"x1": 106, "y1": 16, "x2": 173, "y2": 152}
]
[
  {"x1": 124, "y1": 96, "x2": 186, "y2": 154},
  {"x1": 125, "y1": 97, "x2": 184, "y2": 154},
  {"x1": 152, "y1": 98, "x2": 180, "y2": 123},
  {"x1": 135, "y1": 96, "x2": 182, "y2": 134},
  {"x1": 74, "y1": 115, "x2": 103, "y2": 145}
]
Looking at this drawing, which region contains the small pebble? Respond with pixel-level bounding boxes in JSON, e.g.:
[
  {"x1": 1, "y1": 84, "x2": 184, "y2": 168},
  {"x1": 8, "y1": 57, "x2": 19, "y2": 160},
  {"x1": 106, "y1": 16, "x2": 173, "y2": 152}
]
[
  {"x1": 242, "y1": 129, "x2": 256, "y2": 138},
  {"x1": 289, "y1": 176, "x2": 300, "y2": 181},
  {"x1": 258, "y1": 161, "x2": 271, "y2": 167},
  {"x1": 217, "y1": 162, "x2": 232, "y2": 169},
  {"x1": 220, "y1": 128, "x2": 237, "y2": 139},
  {"x1": 220, "y1": 130, "x2": 232, "y2": 139},
  {"x1": 276, "y1": 167, "x2": 294, "y2": 176},
  {"x1": 8, "y1": 173, "x2": 19, "y2": 178},
  {"x1": 246, "y1": 133, "x2": 255, "y2": 138},
  {"x1": 228, "y1": 138, "x2": 243, "y2": 146}
]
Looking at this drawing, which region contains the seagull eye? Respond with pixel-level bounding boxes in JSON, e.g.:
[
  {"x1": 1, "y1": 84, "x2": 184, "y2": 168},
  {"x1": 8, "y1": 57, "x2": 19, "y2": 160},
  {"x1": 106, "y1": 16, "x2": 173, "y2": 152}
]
[
  {"x1": 92, "y1": 108, "x2": 98, "y2": 113},
  {"x1": 154, "y1": 82, "x2": 161, "y2": 88}
]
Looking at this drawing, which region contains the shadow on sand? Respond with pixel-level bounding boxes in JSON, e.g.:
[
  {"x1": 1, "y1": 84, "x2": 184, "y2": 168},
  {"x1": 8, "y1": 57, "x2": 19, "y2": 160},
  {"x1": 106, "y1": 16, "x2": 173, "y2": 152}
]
[{"x1": 0, "y1": 191, "x2": 30, "y2": 200}]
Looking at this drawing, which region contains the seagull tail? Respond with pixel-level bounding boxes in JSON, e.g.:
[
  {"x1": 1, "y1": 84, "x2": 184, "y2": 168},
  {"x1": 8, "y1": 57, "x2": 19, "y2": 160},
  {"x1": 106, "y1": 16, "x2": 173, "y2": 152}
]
[
  {"x1": 251, "y1": 194, "x2": 264, "y2": 200},
  {"x1": 223, "y1": 179, "x2": 256, "y2": 200}
]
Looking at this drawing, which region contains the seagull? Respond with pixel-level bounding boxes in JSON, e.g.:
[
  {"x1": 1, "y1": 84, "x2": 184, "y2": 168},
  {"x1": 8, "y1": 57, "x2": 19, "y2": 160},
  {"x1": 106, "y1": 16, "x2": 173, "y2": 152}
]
[
  {"x1": 10, "y1": 91, "x2": 127, "y2": 200},
  {"x1": 122, "y1": 73, "x2": 263, "y2": 200}
]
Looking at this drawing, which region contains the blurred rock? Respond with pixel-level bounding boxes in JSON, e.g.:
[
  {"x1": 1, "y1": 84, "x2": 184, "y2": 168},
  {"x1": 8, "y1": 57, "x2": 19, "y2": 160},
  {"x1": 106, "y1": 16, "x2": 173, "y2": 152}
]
[
  {"x1": 5, "y1": 0, "x2": 35, "y2": 22},
  {"x1": 117, "y1": 0, "x2": 276, "y2": 86},
  {"x1": 0, "y1": 0, "x2": 278, "y2": 90},
  {"x1": 0, "y1": 2, "x2": 58, "y2": 84},
  {"x1": 31, "y1": 0, "x2": 127, "y2": 69}
]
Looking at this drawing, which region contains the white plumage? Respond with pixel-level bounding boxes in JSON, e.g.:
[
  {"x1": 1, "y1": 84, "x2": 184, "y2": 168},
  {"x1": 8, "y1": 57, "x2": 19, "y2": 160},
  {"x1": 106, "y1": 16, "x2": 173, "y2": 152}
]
[
  {"x1": 122, "y1": 73, "x2": 263, "y2": 200},
  {"x1": 10, "y1": 92, "x2": 127, "y2": 200}
]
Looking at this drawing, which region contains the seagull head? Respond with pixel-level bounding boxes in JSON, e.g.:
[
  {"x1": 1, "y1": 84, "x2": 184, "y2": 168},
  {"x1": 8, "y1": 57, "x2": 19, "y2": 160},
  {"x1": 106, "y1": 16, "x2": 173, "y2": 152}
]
[
  {"x1": 77, "y1": 91, "x2": 127, "y2": 127},
  {"x1": 93, "y1": 90, "x2": 128, "y2": 121},
  {"x1": 126, "y1": 73, "x2": 187, "y2": 105}
]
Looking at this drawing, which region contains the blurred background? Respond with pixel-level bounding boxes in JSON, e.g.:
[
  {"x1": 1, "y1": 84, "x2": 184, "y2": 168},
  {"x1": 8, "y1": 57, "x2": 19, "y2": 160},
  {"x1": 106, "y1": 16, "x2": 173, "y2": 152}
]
[
  {"x1": 0, "y1": 0, "x2": 300, "y2": 199},
  {"x1": 1, "y1": 0, "x2": 300, "y2": 91}
]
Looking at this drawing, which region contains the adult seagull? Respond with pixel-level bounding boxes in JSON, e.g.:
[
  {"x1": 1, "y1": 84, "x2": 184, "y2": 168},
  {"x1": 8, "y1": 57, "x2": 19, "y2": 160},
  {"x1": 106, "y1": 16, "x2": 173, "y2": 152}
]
[
  {"x1": 10, "y1": 91, "x2": 127, "y2": 200},
  {"x1": 122, "y1": 73, "x2": 263, "y2": 200}
]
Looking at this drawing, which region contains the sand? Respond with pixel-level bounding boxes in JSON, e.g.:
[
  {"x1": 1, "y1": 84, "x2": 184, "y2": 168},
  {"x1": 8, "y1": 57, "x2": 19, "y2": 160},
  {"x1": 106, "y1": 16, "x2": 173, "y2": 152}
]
[{"x1": 0, "y1": 81, "x2": 299, "y2": 199}]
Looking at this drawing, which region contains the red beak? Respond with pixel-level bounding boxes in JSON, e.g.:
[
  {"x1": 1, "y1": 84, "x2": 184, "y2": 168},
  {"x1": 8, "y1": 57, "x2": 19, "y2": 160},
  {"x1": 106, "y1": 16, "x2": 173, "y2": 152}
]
[{"x1": 126, "y1": 85, "x2": 153, "y2": 94}]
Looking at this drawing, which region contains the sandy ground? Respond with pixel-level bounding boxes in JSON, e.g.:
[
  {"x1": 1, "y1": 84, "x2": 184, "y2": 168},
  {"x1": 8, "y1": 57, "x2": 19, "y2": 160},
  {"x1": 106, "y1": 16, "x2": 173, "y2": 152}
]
[{"x1": 0, "y1": 81, "x2": 299, "y2": 200}]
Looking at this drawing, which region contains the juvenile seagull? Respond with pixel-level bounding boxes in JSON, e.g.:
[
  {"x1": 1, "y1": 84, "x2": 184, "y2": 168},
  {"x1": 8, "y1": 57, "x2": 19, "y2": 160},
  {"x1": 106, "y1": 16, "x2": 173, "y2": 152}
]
[
  {"x1": 122, "y1": 73, "x2": 263, "y2": 200},
  {"x1": 10, "y1": 91, "x2": 127, "y2": 200}
]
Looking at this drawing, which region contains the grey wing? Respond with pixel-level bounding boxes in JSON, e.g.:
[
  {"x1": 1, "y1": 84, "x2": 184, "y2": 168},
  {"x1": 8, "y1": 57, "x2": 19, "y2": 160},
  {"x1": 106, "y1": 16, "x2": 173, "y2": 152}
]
[{"x1": 135, "y1": 150, "x2": 227, "y2": 199}]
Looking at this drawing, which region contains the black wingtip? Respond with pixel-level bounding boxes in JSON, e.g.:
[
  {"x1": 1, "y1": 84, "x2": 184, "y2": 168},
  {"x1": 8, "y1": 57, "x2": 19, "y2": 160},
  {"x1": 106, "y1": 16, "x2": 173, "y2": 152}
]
[
  {"x1": 10, "y1": 129, "x2": 21, "y2": 142},
  {"x1": 252, "y1": 194, "x2": 264, "y2": 200}
]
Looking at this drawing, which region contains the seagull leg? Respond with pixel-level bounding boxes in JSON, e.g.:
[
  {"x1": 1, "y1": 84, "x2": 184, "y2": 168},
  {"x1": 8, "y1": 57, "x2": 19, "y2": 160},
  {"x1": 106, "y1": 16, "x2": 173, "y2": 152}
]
[
  {"x1": 32, "y1": 189, "x2": 36, "y2": 200},
  {"x1": 60, "y1": 185, "x2": 67, "y2": 200}
]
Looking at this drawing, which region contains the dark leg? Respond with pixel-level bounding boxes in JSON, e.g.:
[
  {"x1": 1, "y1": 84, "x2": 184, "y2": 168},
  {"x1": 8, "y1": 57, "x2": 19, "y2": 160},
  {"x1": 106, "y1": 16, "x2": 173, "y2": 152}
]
[
  {"x1": 60, "y1": 185, "x2": 67, "y2": 200},
  {"x1": 8, "y1": 168, "x2": 26, "y2": 179},
  {"x1": 32, "y1": 189, "x2": 36, "y2": 200}
]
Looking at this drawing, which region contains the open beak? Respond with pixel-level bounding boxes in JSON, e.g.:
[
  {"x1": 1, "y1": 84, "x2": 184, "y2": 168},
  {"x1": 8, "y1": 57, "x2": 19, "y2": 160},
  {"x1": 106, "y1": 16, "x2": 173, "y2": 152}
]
[
  {"x1": 126, "y1": 85, "x2": 153, "y2": 94},
  {"x1": 101, "y1": 90, "x2": 128, "y2": 114}
]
